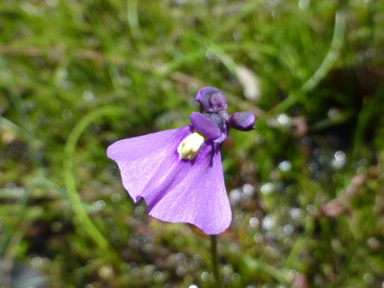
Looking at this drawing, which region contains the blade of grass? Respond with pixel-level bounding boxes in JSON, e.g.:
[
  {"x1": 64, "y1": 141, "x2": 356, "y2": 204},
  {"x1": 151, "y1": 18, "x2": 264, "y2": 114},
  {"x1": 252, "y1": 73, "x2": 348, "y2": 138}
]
[
  {"x1": 63, "y1": 106, "x2": 125, "y2": 252},
  {"x1": 272, "y1": 9, "x2": 346, "y2": 113}
]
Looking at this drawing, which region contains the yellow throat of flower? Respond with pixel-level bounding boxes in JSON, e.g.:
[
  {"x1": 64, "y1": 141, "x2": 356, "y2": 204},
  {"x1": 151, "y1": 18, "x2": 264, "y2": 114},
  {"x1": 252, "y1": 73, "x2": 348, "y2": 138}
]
[{"x1": 177, "y1": 132, "x2": 205, "y2": 160}]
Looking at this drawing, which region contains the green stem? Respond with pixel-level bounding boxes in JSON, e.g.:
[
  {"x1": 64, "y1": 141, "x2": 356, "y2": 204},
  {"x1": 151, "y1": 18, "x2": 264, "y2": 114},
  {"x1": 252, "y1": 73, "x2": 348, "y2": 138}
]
[{"x1": 210, "y1": 235, "x2": 222, "y2": 288}]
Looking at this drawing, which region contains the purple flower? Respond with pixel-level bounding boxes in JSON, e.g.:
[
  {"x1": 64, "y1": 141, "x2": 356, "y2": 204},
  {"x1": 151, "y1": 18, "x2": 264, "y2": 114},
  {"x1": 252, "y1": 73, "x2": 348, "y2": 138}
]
[{"x1": 107, "y1": 87, "x2": 255, "y2": 235}]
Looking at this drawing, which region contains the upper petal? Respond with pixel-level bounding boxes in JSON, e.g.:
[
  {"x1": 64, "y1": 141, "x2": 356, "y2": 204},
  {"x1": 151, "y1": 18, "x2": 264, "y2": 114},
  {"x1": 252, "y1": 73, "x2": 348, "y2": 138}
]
[
  {"x1": 195, "y1": 87, "x2": 227, "y2": 113},
  {"x1": 189, "y1": 112, "x2": 221, "y2": 140}
]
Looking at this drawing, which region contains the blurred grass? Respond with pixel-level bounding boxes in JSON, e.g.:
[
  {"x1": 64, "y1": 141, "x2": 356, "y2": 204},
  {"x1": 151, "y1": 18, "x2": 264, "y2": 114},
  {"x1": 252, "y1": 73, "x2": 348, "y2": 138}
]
[{"x1": 1, "y1": 0, "x2": 384, "y2": 287}]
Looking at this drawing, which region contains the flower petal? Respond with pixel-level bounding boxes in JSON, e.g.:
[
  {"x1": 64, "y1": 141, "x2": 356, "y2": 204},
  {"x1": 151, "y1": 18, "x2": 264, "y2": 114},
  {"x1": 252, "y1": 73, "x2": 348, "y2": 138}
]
[
  {"x1": 107, "y1": 127, "x2": 191, "y2": 202},
  {"x1": 195, "y1": 87, "x2": 227, "y2": 113},
  {"x1": 107, "y1": 126, "x2": 231, "y2": 234},
  {"x1": 142, "y1": 142, "x2": 231, "y2": 235},
  {"x1": 190, "y1": 112, "x2": 221, "y2": 140}
]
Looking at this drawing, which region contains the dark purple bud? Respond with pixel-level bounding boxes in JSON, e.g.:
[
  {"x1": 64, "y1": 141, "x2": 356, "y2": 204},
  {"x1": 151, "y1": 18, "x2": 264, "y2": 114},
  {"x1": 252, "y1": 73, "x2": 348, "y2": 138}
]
[
  {"x1": 206, "y1": 113, "x2": 228, "y2": 143},
  {"x1": 190, "y1": 112, "x2": 221, "y2": 140},
  {"x1": 204, "y1": 113, "x2": 225, "y2": 132},
  {"x1": 229, "y1": 112, "x2": 255, "y2": 131},
  {"x1": 195, "y1": 87, "x2": 227, "y2": 113}
]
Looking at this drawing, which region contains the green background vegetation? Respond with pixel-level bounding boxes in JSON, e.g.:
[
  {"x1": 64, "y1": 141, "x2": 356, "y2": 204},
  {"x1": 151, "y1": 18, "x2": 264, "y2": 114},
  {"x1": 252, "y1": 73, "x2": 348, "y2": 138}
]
[{"x1": 1, "y1": 0, "x2": 384, "y2": 287}]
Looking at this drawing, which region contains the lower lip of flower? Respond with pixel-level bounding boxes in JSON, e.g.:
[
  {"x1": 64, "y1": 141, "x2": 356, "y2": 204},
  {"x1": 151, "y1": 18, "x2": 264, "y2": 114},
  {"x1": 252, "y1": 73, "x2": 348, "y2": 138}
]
[{"x1": 177, "y1": 132, "x2": 205, "y2": 160}]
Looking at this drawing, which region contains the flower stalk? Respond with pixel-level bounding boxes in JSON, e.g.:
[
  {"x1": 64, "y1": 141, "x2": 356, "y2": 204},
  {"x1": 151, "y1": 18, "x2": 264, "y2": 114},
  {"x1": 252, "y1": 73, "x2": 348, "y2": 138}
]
[{"x1": 210, "y1": 235, "x2": 222, "y2": 288}]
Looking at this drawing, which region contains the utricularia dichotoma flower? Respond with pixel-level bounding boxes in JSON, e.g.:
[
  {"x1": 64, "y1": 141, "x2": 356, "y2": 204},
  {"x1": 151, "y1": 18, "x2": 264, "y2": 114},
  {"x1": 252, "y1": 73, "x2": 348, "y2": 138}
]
[{"x1": 107, "y1": 87, "x2": 255, "y2": 234}]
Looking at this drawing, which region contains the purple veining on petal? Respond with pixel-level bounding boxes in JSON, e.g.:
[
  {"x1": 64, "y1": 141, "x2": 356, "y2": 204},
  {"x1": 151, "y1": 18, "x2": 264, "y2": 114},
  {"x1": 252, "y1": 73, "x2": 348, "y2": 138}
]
[
  {"x1": 107, "y1": 126, "x2": 231, "y2": 234},
  {"x1": 190, "y1": 112, "x2": 221, "y2": 140},
  {"x1": 195, "y1": 87, "x2": 227, "y2": 113}
]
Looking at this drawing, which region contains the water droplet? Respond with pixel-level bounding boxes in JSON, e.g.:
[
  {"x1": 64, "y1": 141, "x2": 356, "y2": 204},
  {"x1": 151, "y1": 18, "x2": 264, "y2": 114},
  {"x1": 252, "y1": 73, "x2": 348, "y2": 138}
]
[
  {"x1": 306, "y1": 204, "x2": 316, "y2": 214},
  {"x1": 231, "y1": 273, "x2": 241, "y2": 282},
  {"x1": 111, "y1": 193, "x2": 121, "y2": 203},
  {"x1": 131, "y1": 267, "x2": 141, "y2": 277},
  {"x1": 283, "y1": 224, "x2": 294, "y2": 235},
  {"x1": 233, "y1": 31, "x2": 243, "y2": 41},
  {"x1": 309, "y1": 162, "x2": 319, "y2": 172},
  {"x1": 367, "y1": 237, "x2": 380, "y2": 250},
  {"x1": 262, "y1": 215, "x2": 275, "y2": 230},
  {"x1": 92, "y1": 200, "x2": 105, "y2": 211},
  {"x1": 277, "y1": 114, "x2": 290, "y2": 125},
  {"x1": 327, "y1": 107, "x2": 340, "y2": 119},
  {"x1": 364, "y1": 273, "x2": 374, "y2": 283},
  {"x1": 134, "y1": 206, "x2": 144, "y2": 216},
  {"x1": 279, "y1": 160, "x2": 292, "y2": 172},
  {"x1": 265, "y1": 231, "x2": 275, "y2": 240},
  {"x1": 290, "y1": 208, "x2": 303, "y2": 220},
  {"x1": 122, "y1": 76, "x2": 132, "y2": 87},
  {"x1": 243, "y1": 183, "x2": 254, "y2": 197},
  {"x1": 229, "y1": 188, "x2": 242, "y2": 204},
  {"x1": 254, "y1": 233, "x2": 264, "y2": 243},
  {"x1": 99, "y1": 265, "x2": 113, "y2": 279},
  {"x1": 193, "y1": 254, "x2": 202, "y2": 265},
  {"x1": 153, "y1": 271, "x2": 164, "y2": 281},
  {"x1": 334, "y1": 151, "x2": 345, "y2": 161},
  {"x1": 89, "y1": 124, "x2": 100, "y2": 134},
  {"x1": 201, "y1": 271, "x2": 210, "y2": 282},
  {"x1": 261, "y1": 183, "x2": 274, "y2": 195},
  {"x1": 176, "y1": 266, "x2": 186, "y2": 277},
  {"x1": 332, "y1": 150, "x2": 346, "y2": 169},
  {"x1": 104, "y1": 217, "x2": 113, "y2": 226},
  {"x1": 143, "y1": 265, "x2": 154, "y2": 277},
  {"x1": 298, "y1": 0, "x2": 309, "y2": 9},
  {"x1": 176, "y1": 253, "x2": 185, "y2": 262},
  {"x1": 106, "y1": 163, "x2": 117, "y2": 173},
  {"x1": 249, "y1": 217, "x2": 259, "y2": 228},
  {"x1": 82, "y1": 90, "x2": 94, "y2": 101}
]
